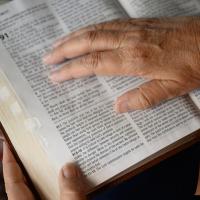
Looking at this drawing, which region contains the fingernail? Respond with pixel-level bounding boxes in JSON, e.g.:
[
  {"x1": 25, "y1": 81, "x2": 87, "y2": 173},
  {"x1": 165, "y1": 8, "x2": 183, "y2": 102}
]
[
  {"x1": 62, "y1": 164, "x2": 77, "y2": 179},
  {"x1": 115, "y1": 101, "x2": 129, "y2": 113},
  {"x1": 43, "y1": 53, "x2": 52, "y2": 64}
]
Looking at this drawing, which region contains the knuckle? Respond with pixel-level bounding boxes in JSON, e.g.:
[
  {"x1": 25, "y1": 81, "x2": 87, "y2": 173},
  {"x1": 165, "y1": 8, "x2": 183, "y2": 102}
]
[
  {"x1": 138, "y1": 87, "x2": 153, "y2": 108},
  {"x1": 122, "y1": 45, "x2": 148, "y2": 59},
  {"x1": 85, "y1": 30, "x2": 99, "y2": 44},
  {"x1": 117, "y1": 48, "x2": 149, "y2": 75},
  {"x1": 80, "y1": 52, "x2": 102, "y2": 70},
  {"x1": 103, "y1": 32, "x2": 126, "y2": 49}
]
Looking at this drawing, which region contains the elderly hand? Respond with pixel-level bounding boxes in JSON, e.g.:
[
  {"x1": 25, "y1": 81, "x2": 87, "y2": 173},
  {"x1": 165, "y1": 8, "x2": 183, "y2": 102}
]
[
  {"x1": 43, "y1": 16, "x2": 200, "y2": 113},
  {"x1": 2, "y1": 142, "x2": 86, "y2": 200}
]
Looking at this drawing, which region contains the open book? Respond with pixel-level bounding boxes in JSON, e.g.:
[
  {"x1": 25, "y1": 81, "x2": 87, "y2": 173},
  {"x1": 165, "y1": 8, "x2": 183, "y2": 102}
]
[{"x1": 0, "y1": 0, "x2": 200, "y2": 199}]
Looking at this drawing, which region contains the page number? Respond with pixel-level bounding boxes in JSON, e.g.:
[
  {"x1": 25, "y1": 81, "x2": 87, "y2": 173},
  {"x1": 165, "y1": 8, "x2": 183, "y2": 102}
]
[{"x1": 0, "y1": 33, "x2": 9, "y2": 41}]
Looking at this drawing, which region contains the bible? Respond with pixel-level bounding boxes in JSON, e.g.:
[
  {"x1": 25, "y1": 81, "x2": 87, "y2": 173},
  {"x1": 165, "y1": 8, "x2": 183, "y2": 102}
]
[{"x1": 0, "y1": 0, "x2": 200, "y2": 199}]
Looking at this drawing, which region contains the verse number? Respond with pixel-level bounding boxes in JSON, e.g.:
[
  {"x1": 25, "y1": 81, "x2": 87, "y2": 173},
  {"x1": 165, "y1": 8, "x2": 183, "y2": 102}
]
[{"x1": 0, "y1": 33, "x2": 9, "y2": 41}]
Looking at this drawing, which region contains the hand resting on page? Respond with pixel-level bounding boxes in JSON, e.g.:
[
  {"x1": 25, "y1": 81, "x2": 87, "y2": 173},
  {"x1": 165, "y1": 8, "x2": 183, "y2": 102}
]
[
  {"x1": 43, "y1": 16, "x2": 200, "y2": 113},
  {"x1": 2, "y1": 16, "x2": 200, "y2": 200}
]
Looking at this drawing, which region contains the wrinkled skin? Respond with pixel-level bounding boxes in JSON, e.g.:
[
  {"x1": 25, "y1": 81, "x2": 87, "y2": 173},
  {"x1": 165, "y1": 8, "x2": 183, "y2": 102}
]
[
  {"x1": 43, "y1": 16, "x2": 200, "y2": 113},
  {"x1": 1, "y1": 17, "x2": 200, "y2": 200}
]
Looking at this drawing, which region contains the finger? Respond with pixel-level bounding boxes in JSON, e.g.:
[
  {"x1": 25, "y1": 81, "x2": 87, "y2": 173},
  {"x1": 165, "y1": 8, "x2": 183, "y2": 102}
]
[
  {"x1": 44, "y1": 26, "x2": 166, "y2": 65},
  {"x1": 52, "y1": 19, "x2": 129, "y2": 47},
  {"x1": 3, "y1": 143, "x2": 35, "y2": 200},
  {"x1": 59, "y1": 163, "x2": 86, "y2": 200},
  {"x1": 49, "y1": 51, "x2": 120, "y2": 82},
  {"x1": 49, "y1": 49, "x2": 154, "y2": 83},
  {"x1": 115, "y1": 80, "x2": 185, "y2": 112},
  {"x1": 44, "y1": 30, "x2": 128, "y2": 64},
  {"x1": 53, "y1": 17, "x2": 176, "y2": 47}
]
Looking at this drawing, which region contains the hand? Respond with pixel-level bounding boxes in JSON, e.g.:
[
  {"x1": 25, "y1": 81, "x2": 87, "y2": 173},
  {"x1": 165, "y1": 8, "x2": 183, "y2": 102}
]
[
  {"x1": 43, "y1": 17, "x2": 200, "y2": 113},
  {"x1": 0, "y1": 130, "x2": 4, "y2": 160},
  {"x1": 2, "y1": 142, "x2": 86, "y2": 200}
]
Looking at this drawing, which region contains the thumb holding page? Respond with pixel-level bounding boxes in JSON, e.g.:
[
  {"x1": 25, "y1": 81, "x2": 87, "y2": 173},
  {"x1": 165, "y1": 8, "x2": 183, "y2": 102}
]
[{"x1": 59, "y1": 163, "x2": 87, "y2": 200}]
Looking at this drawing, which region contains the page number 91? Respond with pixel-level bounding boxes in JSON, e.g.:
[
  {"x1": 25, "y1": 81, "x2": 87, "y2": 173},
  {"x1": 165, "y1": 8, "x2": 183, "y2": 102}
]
[{"x1": 0, "y1": 33, "x2": 9, "y2": 41}]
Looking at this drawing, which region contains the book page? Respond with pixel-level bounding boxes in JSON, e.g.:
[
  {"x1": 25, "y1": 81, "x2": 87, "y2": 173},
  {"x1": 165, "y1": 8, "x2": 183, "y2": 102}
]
[
  {"x1": 119, "y1": 0, "x2": 200, "y2": 18},
  {"x1": 34, "y1": 0, "x2": 200, "y2": 186},
  {"x1": 0, "y1": 0, "x2": 74, "y2": 171},
  {"x1": 190, "y1": 90, "x2": 200, "y2": 109},
  {"x1": 47, "y1": 0, "x2": 127, "y2": 32},
  {"x1": 0, "y1": 0, "x2": 200, "y2": 191}
]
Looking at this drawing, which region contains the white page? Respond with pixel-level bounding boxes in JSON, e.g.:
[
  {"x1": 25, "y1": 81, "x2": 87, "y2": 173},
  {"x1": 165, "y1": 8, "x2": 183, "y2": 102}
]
[
  {"x1": 190, "y1": 90, "x2": 200, "y2": 109},
  {"x1": 119, "y1": 0, "x2": 200, "y2": 18},
  {"x1": 47, "y1": 0, "x2": 127, "y2": 33},
  {"x1": 0, "y1": 0, "x2": 74, "y2": 172},
  {"x1": 0, "y1": 0, "x2": 200, "y2": 190}
]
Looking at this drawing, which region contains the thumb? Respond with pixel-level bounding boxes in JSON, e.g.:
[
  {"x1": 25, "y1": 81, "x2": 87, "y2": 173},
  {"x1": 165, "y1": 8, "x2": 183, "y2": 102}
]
[
  {"x1": 115, "y1": 80, "x2": 184, "y2": 112},
  {"x1": 59, "y1": 163, "x2": 87, "y2": 200}
]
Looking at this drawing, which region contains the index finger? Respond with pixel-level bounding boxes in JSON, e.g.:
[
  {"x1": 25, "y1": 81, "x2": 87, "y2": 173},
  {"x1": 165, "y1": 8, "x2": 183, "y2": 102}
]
[
  {"x1": 43, "y1": 30, "x2": 128, "y2": 65},
  {"x1": 52, "y1": 17, "x2": 177, "y2": 48},
  {"x1": 52, "y1": 19, "x2": 128, "y2": 47},
  {"x1": 49, "y1": 48, "x2": 154, "y2": 83}
]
